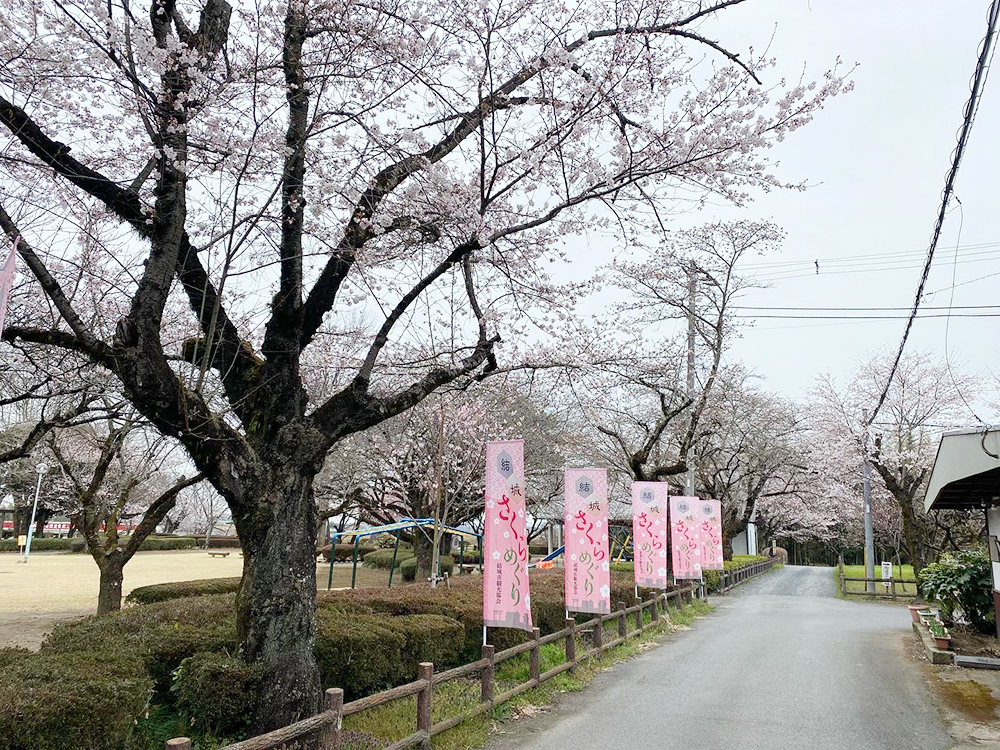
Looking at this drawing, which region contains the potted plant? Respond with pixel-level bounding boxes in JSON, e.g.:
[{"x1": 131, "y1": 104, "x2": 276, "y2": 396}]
[
  {"x1": 929, "y1": 621, "x2": 951, "y2": 650},
  {"x1": 908, "y1": 603, "x2": 926, "y2": 623},
  {"x1": 919, "y1": 610, "x2": 938, "y2": 626}
]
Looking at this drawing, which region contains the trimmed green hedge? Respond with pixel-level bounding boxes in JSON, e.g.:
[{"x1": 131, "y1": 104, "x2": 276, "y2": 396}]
[
  {"x1": 318, "y1": 544, "x2": 378, "y2": 563},
  {"x1": 42, "y1": 594, "x2": 237, "y2": 695},
  {"x1": 126, "y1": 577, "x2": 242, "y2": 605},
  {"x1": 704, "y1": 555, "x2": 769, "y2": 592},
  {"x1": 0, "y1": 535, "x2": 197, "y2": 553},
  {"x1": 362, "y1": 548, "x2": 414, "y2": 569},
  {"x1": 0, "y1": 647, "x2": 152, "y2": 750},
  {"x1": 173, "y1": 651, "x2": 262, "y2": 737},
  {"x1": 0, "y1": 537, "x2": 75, "y2": 552}
]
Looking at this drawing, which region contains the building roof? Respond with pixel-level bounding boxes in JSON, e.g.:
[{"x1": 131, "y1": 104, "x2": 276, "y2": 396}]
[{"x1": 924, "y1": 427, "x2": 1000, "y2": 511}]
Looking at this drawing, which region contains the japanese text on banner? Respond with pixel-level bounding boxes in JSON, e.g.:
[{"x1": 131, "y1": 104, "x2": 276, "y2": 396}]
[
  {"x1": 631, "y1": 482, "x2": 669, "y2": 589},
  {"x1": 483, "y1": 440, "x2": 532, "y2": 631},
  {"x1": 670, "y1": 495, "x2": 706, "y2": 580},
  {"x1": 700, "y1": 499, "x2": 724, "y2": 571},
  {"x1": 564, "y1": 468, "x2": 610, "y2": 615}
]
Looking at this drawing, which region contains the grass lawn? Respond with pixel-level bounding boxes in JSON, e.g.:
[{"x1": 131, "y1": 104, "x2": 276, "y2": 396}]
[
  {"x1": 837, "y1": 564, "x2": 917, "y2": 596},
  {"x1": 341, "y1": 599, "x2": 713, "y2": 750}
]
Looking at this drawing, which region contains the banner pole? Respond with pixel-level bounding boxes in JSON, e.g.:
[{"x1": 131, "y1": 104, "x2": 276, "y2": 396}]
[{"x1": 482, "y1": 625, "x2": 487, "y2": 647}]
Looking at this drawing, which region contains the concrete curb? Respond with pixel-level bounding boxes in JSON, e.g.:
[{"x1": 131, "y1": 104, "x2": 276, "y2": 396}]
[{"x1": 912, "y1": 621, "x2": 955, "y2": 665}]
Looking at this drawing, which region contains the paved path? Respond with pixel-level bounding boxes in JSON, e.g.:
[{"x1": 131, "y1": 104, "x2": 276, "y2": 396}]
[{"x1": 489, "y1": 565, "x2": 952, "y2": 750}]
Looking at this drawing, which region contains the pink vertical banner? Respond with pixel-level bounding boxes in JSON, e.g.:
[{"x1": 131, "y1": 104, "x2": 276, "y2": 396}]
[
  {"x1": 700, "y1": 499, "x2": 724, "y2": 571},
  {"x1": 483, "y1": 440, "x2": 532, "y2": 632},
  {"x1": 0, "y1": 238, "x2": 17, "y2": 333},
  {"x1": 670, "y1": 496, "x2": 705, "y2": 580},
  {"x1": 564, "y1": 468, "x2": 610, "y2": 615},
  {"x1": 631, "y1": 482, "x2": 669, "y2": 589}
]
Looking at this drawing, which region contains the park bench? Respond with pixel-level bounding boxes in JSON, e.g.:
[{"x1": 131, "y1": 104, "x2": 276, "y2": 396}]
[{"x1": 207, "y1": 551, "x2": 230, "y2": 558}]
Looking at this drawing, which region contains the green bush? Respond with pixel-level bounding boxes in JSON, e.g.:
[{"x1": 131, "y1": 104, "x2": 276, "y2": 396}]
[
  {"x1": 173, "y1": 651, "x2": 262, "y2": 736},
  {"x1": 318, "y1": 544, "x2": 378, "y2": 562},
  {"x1": 0, "y1": 647, "x2": 152, "y2": 750},
  {"x1": 400, "y1": 554, "x2": 454, "y2": 581},
  {"x1": 389, "y1": 614, "x2": 464, "y2": 680},
  {"x1": 43, "y1": 594, "x2": 237, "y2": 694},
  {"x1": 921, "y1": 548, "x2": 995, "y2": 633},
  {"x1": 126, "y1": 577, "x2": 242, "y2": 605},
  {"x1": 363, "y1": 548, "x2": 415, "y2": 569},
  {"x1": 315, "y1": 610, "x2": 407, "y2": 699},
  {"x1": 0, "y1": 537, "x2": 75, "y2": 552}
]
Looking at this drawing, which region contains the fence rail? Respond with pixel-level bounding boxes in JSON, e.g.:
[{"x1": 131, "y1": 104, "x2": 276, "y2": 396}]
[
  {"x1": 168, "y1": 558, "x2": 779, "y2": 750},
  {"x1": 837, "y1": 559, "x2": 917, "y2": 600}
]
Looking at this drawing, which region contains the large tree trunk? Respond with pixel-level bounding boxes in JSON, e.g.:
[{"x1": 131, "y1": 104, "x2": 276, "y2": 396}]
[
  {"x1": 236, "y1": 469, "x2": 322, "y2": 733},
  {"x1": 414, "y1": 530, "x2": 434, "y2": 581},
  {"x1": 97, "y1": 552, "x2": 125, "y2": 614},
  {"x1": 899, "y1": 498, "x2": 927, "y2": 584}
]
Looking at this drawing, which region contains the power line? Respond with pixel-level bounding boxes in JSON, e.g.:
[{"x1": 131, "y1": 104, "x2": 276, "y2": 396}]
[
  {"x1": 733, "y1": 304, "x2": 1000, "y2": 311},
  {"x1": 868, "y1": 0, "x2": 1000, "y2": 427},
  {"x1": 735, "y1": 313, "x2": 1000, "y2": 320}
]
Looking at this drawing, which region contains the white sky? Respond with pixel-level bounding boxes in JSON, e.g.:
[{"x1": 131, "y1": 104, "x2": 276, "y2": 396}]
[{"x1": 579, "y1": 0, "x2": 1000, "y2": 409}]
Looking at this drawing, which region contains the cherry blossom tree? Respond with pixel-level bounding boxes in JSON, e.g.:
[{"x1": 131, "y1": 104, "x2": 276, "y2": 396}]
[
  {"x1": 584, "y1": 220, "x2": 784, "y2": 484},
  {"x1": 809, "y1": 350, "x2": 978, "y2": 579},
  {"x1": 46, "y1": 410, "x2": 203, "y2": 612},
  {"x1": 0, "y1": 0, "x2": 849, "y2": 727}
]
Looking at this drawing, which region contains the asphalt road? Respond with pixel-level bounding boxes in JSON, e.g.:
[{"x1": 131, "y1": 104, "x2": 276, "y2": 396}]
[{"x1": 488, "y1": 565, "x2": 951, "y2": 750}]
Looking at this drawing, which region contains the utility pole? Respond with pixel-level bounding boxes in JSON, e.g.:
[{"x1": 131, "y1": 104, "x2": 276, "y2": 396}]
[
  {"x1": 862, "y1": 408, "x2": 875, "y2": 593},
  {"x1": 685, "y1": 263, "x2": 696, "y2": 496}
]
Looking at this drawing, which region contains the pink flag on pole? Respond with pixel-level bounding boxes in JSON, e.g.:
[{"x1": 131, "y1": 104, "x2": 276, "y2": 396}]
[
  {"x1": 564, "y1": 468, "x2": 610, "y2": 615},
  {"x1": 483, "y1": 440, "x2": 532, "y2": 632},
  {"x1": 631, "y1": 482, "x2": 669, "y2": 589},
  {"x1": 670, "y1": 495, "x2": 705, "y2": 580},
  {"x1": 700, "y1": 499, "x2": 725, "y2": 571},
  {"x1": 0, "y1": 237, "x2": 17, "y2": 334}
]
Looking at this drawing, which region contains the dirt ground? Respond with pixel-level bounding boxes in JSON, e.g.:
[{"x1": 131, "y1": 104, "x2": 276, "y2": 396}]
[{"x1": 0, "y1": 550, "x2": 400, "y2": 650}]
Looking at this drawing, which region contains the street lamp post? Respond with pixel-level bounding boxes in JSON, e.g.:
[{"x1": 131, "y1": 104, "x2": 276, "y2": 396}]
[{"x1": 21, "y1": 462, "x2": 49, "y2": 563}]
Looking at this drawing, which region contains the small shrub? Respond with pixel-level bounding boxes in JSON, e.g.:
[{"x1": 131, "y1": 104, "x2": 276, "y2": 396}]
[
  {"x1": 173, "y1": 651, "x2": 262, "y2": 736},
  {"x1": 126, "y1": 577, "x2": 242, "y2": 605},
  {"x1": 0, "y1": 647, "x2": 152, "y2": 750},
  {"x1": 921, "y1": 548, "x2": 995, "y2": 633},
  {"x1": 400, "y1": 554, "x2": 454, "y2": 581},
  {"x1": 363, "y1": 548, "x2": 415, "y2": 569}
]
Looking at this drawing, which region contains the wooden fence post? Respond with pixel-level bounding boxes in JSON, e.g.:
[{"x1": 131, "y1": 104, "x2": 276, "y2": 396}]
[
  {"x1": 617, "y1": 601, "x2": 627, "y2": 639},
  {"x1": 317, "y1": 688, "x2": 343, "y2": 749},
  {"x1": 165, "y1": 740, "x2": 191, "y2": 750},
  {"x1": 417, "y1": 662, "x2": 433, "y2": 749},
  {"x1": 838, "y1": 555, "x2": 845, "y2": 596},
  {"x1": 649, "y1": 595, "x2": 659, "y2": 624},
  {"x1": 481, "y1": 645, "x2": 495, "y2": 704},
  {"x1": 530, "y1": 628, "x2": 541, "y2": 684},
  {"x1": 592, "y1": 619, "x2": 603, "y2": 652},
  {"x1": 564, "y1": 617, "x2": 576, "y2": 669},
  {"x1": 891, "y1": 577, "x2": 897, "y2": 601}
]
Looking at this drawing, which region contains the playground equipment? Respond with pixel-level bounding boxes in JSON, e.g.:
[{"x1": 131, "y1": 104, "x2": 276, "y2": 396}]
[{"x1": 327, "y1": 518, "x2": 482, "y2": 589}]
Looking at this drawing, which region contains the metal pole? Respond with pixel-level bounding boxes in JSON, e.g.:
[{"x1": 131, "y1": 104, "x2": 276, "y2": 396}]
[
  {"x1": 862, "y1": 408, "x2": 875, "y2": 594},
  {"x1": 388, "y1": 531, "x2": 400, "y2": 588},
  {"x1": 685, "y1": 263, "x2": 696, "y2": 496},
  {"x1": 350, "y1": 535, "x2": 360, "y2": 589},
  {"x1": 21, "y1": 464, "x2": 47, "y2": 563}
]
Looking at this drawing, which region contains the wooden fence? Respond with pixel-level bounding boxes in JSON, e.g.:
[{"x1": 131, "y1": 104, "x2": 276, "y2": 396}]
[
  {"x1": 167, "y1": 559, "x2": 779, "y2": 750},
  {"x1": 837, "y1": 560, "x2": 917, "y2": 600}
]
